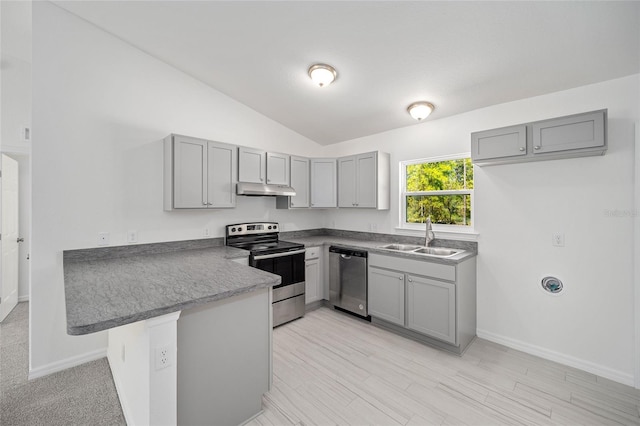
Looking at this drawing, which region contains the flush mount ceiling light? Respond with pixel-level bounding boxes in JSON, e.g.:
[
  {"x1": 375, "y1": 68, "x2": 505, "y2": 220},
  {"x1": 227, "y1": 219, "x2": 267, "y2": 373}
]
[
  {"x1": 308, "y1": 63, "x2": 337, "y2": 87},
  {"x1": 407, "y1": 101, "x2": 435, "y2": 121}
]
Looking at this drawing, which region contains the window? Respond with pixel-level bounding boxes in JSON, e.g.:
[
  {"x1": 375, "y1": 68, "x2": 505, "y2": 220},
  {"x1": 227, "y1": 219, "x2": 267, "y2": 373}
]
[{"x1": 400, "y1": 156, "x2": 473, "y2": 229}]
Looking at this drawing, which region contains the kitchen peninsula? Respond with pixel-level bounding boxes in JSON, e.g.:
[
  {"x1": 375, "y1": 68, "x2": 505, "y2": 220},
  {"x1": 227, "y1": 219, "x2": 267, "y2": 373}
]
[{"x1": 63, "y1": 241, "x2": 279, "y2": 426}]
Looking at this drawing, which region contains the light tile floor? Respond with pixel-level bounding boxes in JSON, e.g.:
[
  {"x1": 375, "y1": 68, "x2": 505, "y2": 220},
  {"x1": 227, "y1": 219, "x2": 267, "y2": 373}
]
[{"x1": 249, "y1": 307, "x2": 640, "y2": 426}]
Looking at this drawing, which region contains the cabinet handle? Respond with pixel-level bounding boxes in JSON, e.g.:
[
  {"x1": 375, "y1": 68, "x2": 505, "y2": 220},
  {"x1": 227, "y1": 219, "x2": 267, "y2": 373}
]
[
  {"x1": 519, "y1": 147, "x2": 525, "y2": 152},
  {"x1": 267, "y1": 179, "x2": 271, "y2": 183},
  {"x1": 207, "y1": 202, "x2": 212, "y2": 206},
  {"x1": 291, "y1": 202, "x2": 295, "y2": 206},
  {"x1": 398, "y1": 276, "x2": 403, "y2": 280},
  {"x1": 408, "y1": 278, "x2": 413, "y2": 282},
  {"x1": 534, "y1": 146, "x2": 541, "y2": 150},
  {"x1": 202, "y1": 202, "x2": 208, "y2": 206}
]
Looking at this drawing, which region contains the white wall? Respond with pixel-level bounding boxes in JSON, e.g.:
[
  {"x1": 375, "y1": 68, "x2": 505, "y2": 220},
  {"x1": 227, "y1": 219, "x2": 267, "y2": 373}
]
[
  {"x1": 31, "y1": 2, "x2": 325, "y2": 375},
  {"x1": 323, "y1": 75, "x2": 640, "y2": 384},
  {"x1": 31, "y1": 0, "x2": 640, "y2": 385}
]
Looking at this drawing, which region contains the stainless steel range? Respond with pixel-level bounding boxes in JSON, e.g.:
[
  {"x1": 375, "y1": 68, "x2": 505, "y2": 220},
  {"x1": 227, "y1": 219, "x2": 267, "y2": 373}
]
[{"x1": 225, "y1": 222, "x2": 306, "y2": 327}]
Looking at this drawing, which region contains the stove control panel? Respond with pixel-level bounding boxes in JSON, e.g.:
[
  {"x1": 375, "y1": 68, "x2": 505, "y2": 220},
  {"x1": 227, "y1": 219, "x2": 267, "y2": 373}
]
[{"x1": 226, "y1": 222, "x2": 278, "y2": 237}]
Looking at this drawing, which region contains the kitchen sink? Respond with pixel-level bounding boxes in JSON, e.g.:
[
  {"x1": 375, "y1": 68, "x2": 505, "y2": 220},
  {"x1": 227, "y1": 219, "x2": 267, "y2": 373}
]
[
  {"x1": 412, "y1": 247, "x2": 462, "y2": 257},
  {"x1": 378, "y1": 244, "x2": 463, "y2": 258},
  {"x1": 378, "y1": 244, "x2": 422, "y2": 251}
]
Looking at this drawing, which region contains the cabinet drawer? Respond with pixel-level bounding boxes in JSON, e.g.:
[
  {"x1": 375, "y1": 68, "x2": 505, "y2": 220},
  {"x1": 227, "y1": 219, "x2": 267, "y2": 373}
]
[
  {"x1": 369, "y1": 253, "x2": 455, "y2": 282},
  {"x1": 305, "y1": 246, "x2": 320, "y2": 260}
]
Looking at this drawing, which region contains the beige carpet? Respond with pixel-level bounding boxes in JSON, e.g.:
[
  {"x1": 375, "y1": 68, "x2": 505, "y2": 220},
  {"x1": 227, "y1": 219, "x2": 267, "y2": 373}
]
[{"x1": 0, "y1": 302, "x2": 125, "y2": 425}]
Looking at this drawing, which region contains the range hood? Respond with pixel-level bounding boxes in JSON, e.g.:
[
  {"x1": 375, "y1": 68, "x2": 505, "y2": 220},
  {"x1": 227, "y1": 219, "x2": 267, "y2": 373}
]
[{"x1": 236, "y1": 182, "x2": 296, "y2": 197}]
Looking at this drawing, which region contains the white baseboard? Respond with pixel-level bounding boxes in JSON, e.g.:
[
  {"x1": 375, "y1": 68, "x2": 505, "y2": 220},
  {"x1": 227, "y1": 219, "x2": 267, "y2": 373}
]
[
  {"x1": 18, "y1": 295, "x2": 29, "y2": 302},
  {"x1": 28, "y1": 348, "x2": 107, "y2": 380},
  {"x1": 476, "y1": 328, "x2": 635, "y2": 387}
]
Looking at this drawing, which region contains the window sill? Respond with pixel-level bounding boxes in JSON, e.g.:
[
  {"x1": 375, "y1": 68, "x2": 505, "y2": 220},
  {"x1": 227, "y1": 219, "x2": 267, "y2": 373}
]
[{"x1": 395, "y1": 226, "x2": 479, "y2": 242}]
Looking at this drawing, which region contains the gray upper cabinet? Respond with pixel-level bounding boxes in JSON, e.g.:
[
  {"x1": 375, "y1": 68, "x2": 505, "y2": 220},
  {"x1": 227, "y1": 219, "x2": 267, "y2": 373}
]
[
  {"x1": 471, "y1": 109, "x2": 607, "y2": 166},
  {"x1": 471, "y1": 124, "x2": 527, "y2": 161},
  {"x1": 164, "y1": 134, "x2": 237, "y2": 210},
  {"x1": 238, "y1": 147, "x2": 290, "y2": 185},
  {"x1": 277, "y1": 156, "x2": 309, "y2": 209},
  {"x1": 310, "y1": 158, "x2": 337, "y2": 208},
  {"x1": 266, "y1": 152, "x2": 290, "y2": 185},
  {"x1": 337, "y1": 151, "x2": 390, "y2": 210},
  {"x1": 238, "y1": 147, "x2": 266, "y2": 183},
  {"x1": 337, "y1": 156, "x2": 357, "y2": 207},
  {"x1": 532, "y1": 110, "x2": 605, "y2": 155}
]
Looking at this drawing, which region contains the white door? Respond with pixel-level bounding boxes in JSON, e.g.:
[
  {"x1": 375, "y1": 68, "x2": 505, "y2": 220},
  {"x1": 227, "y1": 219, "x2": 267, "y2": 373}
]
[{"x1": 0, "y1": 154, "x2": 19, "y2": 322}]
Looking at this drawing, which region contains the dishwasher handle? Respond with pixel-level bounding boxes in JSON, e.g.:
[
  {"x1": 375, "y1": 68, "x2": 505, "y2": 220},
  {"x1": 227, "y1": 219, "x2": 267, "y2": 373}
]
[{"x1": 329, "y1": 246, "x2": 368, "y2": 258}]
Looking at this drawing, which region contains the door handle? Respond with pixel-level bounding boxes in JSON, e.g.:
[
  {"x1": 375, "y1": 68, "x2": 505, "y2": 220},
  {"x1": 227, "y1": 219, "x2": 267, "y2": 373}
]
[
  {"x1": 340, "y1": 254, "x2": 352, "y2": 259},
  {"x1": 17, "y1": 237, "x2": 24, "y2": 243}
]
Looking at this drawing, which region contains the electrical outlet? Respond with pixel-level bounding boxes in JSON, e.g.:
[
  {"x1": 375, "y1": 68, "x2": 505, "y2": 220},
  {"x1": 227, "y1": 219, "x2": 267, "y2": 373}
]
[
  {"x1": 154, "y1": 345, "x2": 172, "y2": 370},
  {"x1": 203, "y1": 228, "x2": 210, "y2": 238},
  {"x1": 552, "y1": 233, "x2": 565, "y2": 247},
  {"x1": 127, "y1": 230, "x2": 138, "y2": 243},
  {"x1": 97, "y1": 232, "x2": 110, "y2": 246}
]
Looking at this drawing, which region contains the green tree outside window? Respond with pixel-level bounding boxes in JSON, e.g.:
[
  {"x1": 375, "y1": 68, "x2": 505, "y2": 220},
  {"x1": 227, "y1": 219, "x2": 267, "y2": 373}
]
[{"x1": 404, "y1": 158, "x2": 473, "y2": 226}]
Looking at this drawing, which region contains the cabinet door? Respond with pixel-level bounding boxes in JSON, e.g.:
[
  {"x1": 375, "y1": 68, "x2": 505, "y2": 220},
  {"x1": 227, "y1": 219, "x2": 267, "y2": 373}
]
[
  {"x1": 305, "y1": 258, "x2": 321, "y2": 304},
  {"x1": 238, "y1": 147, "x2": 266, "y2": 183},
  {"x1": 368, "y1": 267, "x2": 405, "y2": 326},
  {"x1": 407, "y1": 275, "x2": 455, "y2": 344},
  {"x1": 207, "y1": 141, "x2": 237, "y2": 208},
  {"x1": 532, "y1": 110, "x2": 605, "y2": 154},
  {"x1": 337, "y1": 156, "x2": 356, "y2": 207},
  {"x1": 471, "y1": 124, "x2": 527, "y2": 161},
  {"x1": 310, "y1": 159, "x2": 337, "y2": 208},
  {"x1": 266, "y1": 152, "x2": 290, "y2": 185},
  {"x1": 355, "y1": 152, "x2": 377, "y2": 208},
  {"x1": 173, "y1": 135, "x2": 207, "y2": 209},
  {"x1": 289, "y1": 156, "x2": 309, "y2": 208}
]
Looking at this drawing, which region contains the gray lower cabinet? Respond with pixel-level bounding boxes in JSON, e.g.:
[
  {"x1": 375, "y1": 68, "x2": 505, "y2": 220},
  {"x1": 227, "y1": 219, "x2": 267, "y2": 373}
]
[
  {"x1": 304, "y1": 246, "x2": 322, "y2": 304},
  {"x1": 367, "y1": 253, "x2": 476, "y2": 354},
  {"x1": 406, "y1": 274, "x2": 455, "y2": 344},
  {"x1": 368, "y1": 267, "x2": 404, "y2": 326},
  {"x1": 471, "y1": 109, "x2": 607, "y2": 166}
]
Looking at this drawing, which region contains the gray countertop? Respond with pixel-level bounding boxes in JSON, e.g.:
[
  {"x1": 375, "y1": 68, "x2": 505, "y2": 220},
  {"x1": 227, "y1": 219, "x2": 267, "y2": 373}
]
[
  {"x1": 64, "y1": 246, "x2": 279, "y2": 335},
  {"x1": 284, "y1": 236, "x2": 477, "y2": 264}
]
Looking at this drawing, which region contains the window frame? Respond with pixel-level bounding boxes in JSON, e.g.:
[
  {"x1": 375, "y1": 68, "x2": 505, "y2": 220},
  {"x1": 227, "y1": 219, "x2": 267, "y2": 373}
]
[{"x1": 399, "y1": 153, "x2": 475, "y2": 234}]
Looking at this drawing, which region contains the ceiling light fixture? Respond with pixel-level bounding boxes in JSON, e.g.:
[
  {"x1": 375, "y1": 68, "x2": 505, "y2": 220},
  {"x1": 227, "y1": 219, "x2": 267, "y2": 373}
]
[
  {"x1": 308, "y1": 63, "x2": 337, "y2": 87},
  {"x1": 407, "y1": 101, "x2": 435, "y2": 121}
]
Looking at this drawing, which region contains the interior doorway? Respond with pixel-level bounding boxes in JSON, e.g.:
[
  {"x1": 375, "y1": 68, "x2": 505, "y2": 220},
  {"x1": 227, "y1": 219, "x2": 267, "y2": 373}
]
[{"x1": 0, "y1": 154, "x2": 20, "y2": 322}]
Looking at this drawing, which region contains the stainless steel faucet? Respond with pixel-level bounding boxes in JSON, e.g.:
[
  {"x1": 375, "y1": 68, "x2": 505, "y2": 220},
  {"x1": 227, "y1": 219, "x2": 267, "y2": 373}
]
[{"x1": 425, "y1": 216, "x2": 435, "y2": 247}]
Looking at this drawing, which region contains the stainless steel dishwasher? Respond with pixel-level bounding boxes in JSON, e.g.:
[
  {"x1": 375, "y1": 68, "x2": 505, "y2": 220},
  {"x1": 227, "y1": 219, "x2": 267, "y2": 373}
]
[{"x1": 329, "y1": 246, "x2": 368, "y2": 318}]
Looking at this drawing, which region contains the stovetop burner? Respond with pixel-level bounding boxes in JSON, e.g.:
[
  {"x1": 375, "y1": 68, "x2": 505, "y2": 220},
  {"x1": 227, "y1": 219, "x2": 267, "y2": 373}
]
[{"x1": 225, "y1": 222, "x2": 304, "y2": 255}]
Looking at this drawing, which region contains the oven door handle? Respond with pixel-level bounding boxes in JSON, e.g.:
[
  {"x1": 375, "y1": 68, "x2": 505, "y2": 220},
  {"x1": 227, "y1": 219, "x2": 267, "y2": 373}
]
[{"x1": 253, "y1": 249, "x2": 306, "y2": 260}]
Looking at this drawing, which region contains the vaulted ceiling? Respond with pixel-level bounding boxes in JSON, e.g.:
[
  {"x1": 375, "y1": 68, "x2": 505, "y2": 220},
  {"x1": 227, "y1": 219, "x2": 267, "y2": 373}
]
[{"x1": 53, "y1": 1, "x2": 640, "y2": 145}]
